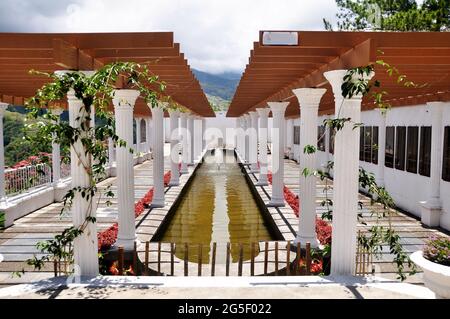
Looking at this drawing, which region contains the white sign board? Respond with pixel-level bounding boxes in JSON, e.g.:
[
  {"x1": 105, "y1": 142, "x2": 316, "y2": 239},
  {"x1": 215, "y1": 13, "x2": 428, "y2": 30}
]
[{"x1": 262, "y1": 31, "x2": 298, "y2": 46}]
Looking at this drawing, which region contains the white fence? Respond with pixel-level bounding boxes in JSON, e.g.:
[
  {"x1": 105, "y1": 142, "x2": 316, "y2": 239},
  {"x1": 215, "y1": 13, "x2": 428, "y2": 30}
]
[{"x1": 5, "y1": 161, "x2": 72, "y2": 197}]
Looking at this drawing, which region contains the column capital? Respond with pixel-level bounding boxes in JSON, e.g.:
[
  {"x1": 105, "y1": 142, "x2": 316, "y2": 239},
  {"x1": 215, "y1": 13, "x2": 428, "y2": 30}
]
[
  {"x1": 150, "y1": 104, "x2": 164, "y2": 117},
  {"x1": 113, "y1": 89, "x2": 140, "y2": 109},
  {"x1": 256, "y1": 107, "x2": 270, "y2": 118},
  {"x1": 292, "y1": 88, "x2": 326, "y2": 108},
  {"x1": 0, "y1": 102, "x2": 8, "y2": 116},
  {"x1": 168, "y1": 108, "x2": 180, "y2": 117},
  {"x1": 268, "y1": 101, "x2": 289, "y2": 115},
  {"x1": 324, "y1": 69, "x2": 374, "y2": 100},
  {"x1": 249, "y1": 111, "x2": 259, "y2": 119},
  {"x1": 158, "y1": 101, "x2": 169, "y2": 109},
  {"x1": 179, "y1": 112, "x2": 188, "y2": 119}
]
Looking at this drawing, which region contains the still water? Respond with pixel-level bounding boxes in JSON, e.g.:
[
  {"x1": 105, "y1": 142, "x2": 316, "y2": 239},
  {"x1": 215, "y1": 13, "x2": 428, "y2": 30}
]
[{"x1": 160, "y1": 149, "x2": 274, "y2": 264}]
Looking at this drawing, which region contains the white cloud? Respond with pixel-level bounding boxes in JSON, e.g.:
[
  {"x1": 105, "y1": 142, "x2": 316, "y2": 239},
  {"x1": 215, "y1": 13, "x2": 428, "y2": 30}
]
[{"x1": 0, "y1": 0, "x2": 339, "y2": 73}]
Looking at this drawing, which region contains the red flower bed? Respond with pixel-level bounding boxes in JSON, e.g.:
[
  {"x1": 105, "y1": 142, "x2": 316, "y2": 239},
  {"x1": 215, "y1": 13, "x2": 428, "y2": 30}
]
[
  {"x1": 97, "y1": 169, "x2": 175, "y2": 251},
  {"x1": 267, "y1": 172, "x2": 332, "y2": 246}
]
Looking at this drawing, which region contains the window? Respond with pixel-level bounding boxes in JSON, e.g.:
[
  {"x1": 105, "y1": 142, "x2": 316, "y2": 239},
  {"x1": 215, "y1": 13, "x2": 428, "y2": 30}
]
[
  {"x1": 443, "y1": 127, "x2": 450, "y2": 182},
  {"x1": 359, "y1": 126, "x2": 378, "y2": 164},
  {"x1": 372, "y1": 127, "x2": 379, "y2": 164},
  {"x1": 133, "y1": 119, "x2": 137, "y2": 144},
  {"x1": 419, "y1": 126, "x2": 431, "y2": 177},
  {"x1": 406, "y1": 126, "x2": 419, "y2": 173},
  {"x1": 395, "y1": 126, "x2": 406, "y2": 171},
  {"x1": 359, "y1": 126, "x2": 365, "y2": 161},
  {"x1": 318, "y1": 125, "x2": 326, "y2": 151},
  {"x1": 140, "y1": 120, "x2": 146, "y2": 143},
  {"x1": 293, "y1": 126, "x2": 300, "y2": 145},
  {"x1": 329, "y1": 128, "x2": 336, "y2": 154},
  {"x1": 364, "y1": 126, "x2": 373, "y2": 162},
  {"x1": 385, "y1": 126, "x2": 395, "y2": 168}
]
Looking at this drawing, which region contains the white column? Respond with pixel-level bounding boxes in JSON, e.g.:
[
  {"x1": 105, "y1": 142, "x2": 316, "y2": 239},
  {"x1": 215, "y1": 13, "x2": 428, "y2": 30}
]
[
  {"x1": 375, "y1": 108, "x2": 386, "y2": 187},
  {"x1": 202, "y1": 118, "x2": 206, "y2": 151},
  {"x1": 67, "y1": 89, "x2": 99, "y2": 275},
  {"x1": 194, "y1": 116, "x2": 202, "y2": 162},
  {"x1": 286, "y1": 119, "x2": 294, "y2": 159},
  {"x1": 0, "y1": 103, "x2": 8, "y2": 205},
  {"x1": 268, "y1": 102, "x2": 289, "y2": 207},
  {"x1": 144, "y1": 117, "x2": 151, "y2": 154},
  {"x1": 235, "y1": 117, "x2": 241, "y2": 155},
  {"x1": 113, "y1": 89, "x2": 140, "y2": 250},
  {"x1": 147, "y1": 117, "x2": 153, "y2": 154},
  {"x1": 108, "y1": 137, "x2": 115, "y2": 167},
  {"x1": 324, "y1": 69, "x2": 374, "y2": 276},
  {"x1": 236, "y1": 117, "x2": 242, "y2": 158},
  {"x1": 168, "y1": 109, "x2": 180, "y2": 186},
  {"x1": 150, "y1": 102, "x2": 166, "y2": 207},
  {"x1": 51, "y1": 108, "x2": 64, "y2": 187},
  {"x1": 241, "y1": 116, "x2": 247, "y2": 162},
  {"x1": 324, "y1": 115, "x2": 331, "y2": 169},
  {"x1": 179, "y1": 113, "x2": 189, "y2": 174},
  {"x1": 421, "y1": 102, "x2": 445, "y2": 226},
  {"x1": 135, "y1": 117, "x2": 142, "y2": 159},
  {"x1": 244, "y1": 114, "x2": 250, "y2": 163},
  {"x1": 256, "y1": 108, "x2": 270, "y2": 186},
  {"x1": 187, "y1": 114, "x2": 194, "y2": 165},
  {"x1": 292, "y1": 88, "x2": 326, "y2": 248},
  {"x1": 249, "y1": 111, "x2": 259, "y2": 172}
]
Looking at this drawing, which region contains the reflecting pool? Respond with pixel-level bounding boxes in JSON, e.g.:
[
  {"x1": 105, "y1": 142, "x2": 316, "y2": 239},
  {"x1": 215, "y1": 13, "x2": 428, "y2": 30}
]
[{"x1": 160, "y1": 149, "x2": 274, "y2": 263}]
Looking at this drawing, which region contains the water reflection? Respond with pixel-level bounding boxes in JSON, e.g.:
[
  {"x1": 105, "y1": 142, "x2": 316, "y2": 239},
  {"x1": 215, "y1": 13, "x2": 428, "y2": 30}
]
[{"x1": 160, "y1": 149, "x2": 273, "y2": 263}]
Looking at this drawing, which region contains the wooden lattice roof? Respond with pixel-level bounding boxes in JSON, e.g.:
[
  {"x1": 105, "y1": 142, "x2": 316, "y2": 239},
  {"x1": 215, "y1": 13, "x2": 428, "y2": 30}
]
[
  {"x1": 0, "y1": 32, "x2": 214, "y2": 117},
  {"x1": 227, "y1": 31, "x2": 450, "y2": 118}
]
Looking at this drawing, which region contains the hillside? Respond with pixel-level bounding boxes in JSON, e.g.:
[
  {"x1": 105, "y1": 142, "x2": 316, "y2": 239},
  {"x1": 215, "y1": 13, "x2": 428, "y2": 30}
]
[{"x1": 192, "y1": 69, "x2": 240, "y2": 102}]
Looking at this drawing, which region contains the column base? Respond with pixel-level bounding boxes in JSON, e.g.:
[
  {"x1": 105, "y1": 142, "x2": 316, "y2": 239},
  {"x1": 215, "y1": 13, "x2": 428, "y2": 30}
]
[
  {"x1": 151, "y1": 199, "x2": 165, "y2": 208},
  {"x1": 0, "y1": 201, "x2": 18, "y2": 228},
  {"x1": 294, "y1": 235, "x2": 320, "y2": 248},
  {"x1": 420, "y1": 200, "x2": 442, "y2": 227},
  {"x1": 54, "y1": 182, "x2": 69, "y2": 202},
  {"x1": 115, "y1": 237, "x2": 139, "y2": 251},
  {"x1": 256, "y1": 179, "x2": 268, "y2": 186},
  {"x1": 168, "y1": 180, "x2": 180, "y2": 187},
  {"x1": 267, "y1": 199, "x2": 285, "y2": 207}
]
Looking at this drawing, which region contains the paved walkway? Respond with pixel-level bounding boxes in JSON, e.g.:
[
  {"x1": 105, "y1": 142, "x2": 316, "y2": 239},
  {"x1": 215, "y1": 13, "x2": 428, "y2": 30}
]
[
  {"x1": 0, "y1": 147, "x2": 172, "y2": 288},
  {"x1": 279, "y1": 157, "x2": 450, "y2": 283},
  {"x1": 1, "y1": 147, "x2": 449, "y2": 289},
  {"x1": 0, "y1": 276, "x2": 435, "y2": 299}
]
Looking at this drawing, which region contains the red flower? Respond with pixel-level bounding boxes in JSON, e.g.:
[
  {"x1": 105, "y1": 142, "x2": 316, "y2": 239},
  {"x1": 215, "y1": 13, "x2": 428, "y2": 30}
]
[
  {"x1": 109, "y1": 262, "x2": 119, "y2": 275},
  {"x1": 97, "y1": 170, "x2": 174, "y2": 251},
  {"x1": 268, "y1": 170, "x2": 332, "y2": 246}
]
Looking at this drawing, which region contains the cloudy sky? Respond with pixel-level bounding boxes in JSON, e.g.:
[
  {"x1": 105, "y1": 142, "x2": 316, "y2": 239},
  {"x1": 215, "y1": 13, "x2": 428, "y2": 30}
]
[{"x1": 0, "y1": 0, "x2": 339, "y2": 74}]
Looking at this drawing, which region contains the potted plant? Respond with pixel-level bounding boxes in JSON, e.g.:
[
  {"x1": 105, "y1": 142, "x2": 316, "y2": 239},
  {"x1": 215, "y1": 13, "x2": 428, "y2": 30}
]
[{"x1": 410, "y1": 236, "x2": 450, "y2": 298}]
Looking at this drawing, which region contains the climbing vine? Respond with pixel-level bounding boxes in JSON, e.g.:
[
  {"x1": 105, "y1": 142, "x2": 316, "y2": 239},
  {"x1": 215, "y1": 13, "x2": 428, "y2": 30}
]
[
  {"x1": 303, "y1": 61, "x2": 424, "y2": 280},
  {"x1": 13, "y1": 62, "x2": 169, "y2": 277}
]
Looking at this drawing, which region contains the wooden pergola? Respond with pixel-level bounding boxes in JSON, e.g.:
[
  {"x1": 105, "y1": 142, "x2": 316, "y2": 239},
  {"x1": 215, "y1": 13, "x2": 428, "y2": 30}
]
[
  {"x1": 0, "y1": 32, "x2": 214, "y2": 117},
  {"x1": 227, "y1": 31, "x2": 450, "y2": 117}
]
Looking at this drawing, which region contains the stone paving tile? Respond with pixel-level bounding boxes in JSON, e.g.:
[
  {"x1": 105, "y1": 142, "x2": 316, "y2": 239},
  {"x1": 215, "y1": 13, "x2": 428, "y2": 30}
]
[
  {"x1": 278, "y1": 157, "x2": 450, "y2": 283},
  {"x1": 0, "y1": 148, "x2": 173, "y2": 286}
]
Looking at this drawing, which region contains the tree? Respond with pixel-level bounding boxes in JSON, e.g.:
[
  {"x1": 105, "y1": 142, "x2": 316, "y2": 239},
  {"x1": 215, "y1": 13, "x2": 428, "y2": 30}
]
[{"x1": 324, "y1": 0, "x2": 450, "y2": 31}]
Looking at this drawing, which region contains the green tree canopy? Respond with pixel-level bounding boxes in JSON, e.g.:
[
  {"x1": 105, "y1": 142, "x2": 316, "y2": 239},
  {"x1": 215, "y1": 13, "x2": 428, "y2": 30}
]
[{"x1": 324, "y1": 0, "x2": 450, "y2": 31}]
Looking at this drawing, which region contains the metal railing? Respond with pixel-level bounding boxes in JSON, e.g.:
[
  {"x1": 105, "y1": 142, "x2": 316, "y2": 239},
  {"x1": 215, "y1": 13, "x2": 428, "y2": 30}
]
[{"x1": 5, "y1": 163, "x2": 52, "y2": 196}]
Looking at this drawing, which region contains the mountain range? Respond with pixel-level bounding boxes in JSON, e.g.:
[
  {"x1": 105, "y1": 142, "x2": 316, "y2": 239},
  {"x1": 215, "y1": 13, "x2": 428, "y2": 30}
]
[{"x1": 192, "y1": 69, "x2": 240, "y2": 111}]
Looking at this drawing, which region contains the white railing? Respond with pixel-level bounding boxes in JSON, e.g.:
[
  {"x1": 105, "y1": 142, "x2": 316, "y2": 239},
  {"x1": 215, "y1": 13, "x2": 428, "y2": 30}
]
[{"x1": 5, "y1": 163, "x2": 52, "y2": 196}]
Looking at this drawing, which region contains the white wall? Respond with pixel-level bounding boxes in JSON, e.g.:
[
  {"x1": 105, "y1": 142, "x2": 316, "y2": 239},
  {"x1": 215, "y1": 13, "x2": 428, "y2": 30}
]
[{"x1": 288, "y1": 104, "x2": 450, "y2": 230}]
